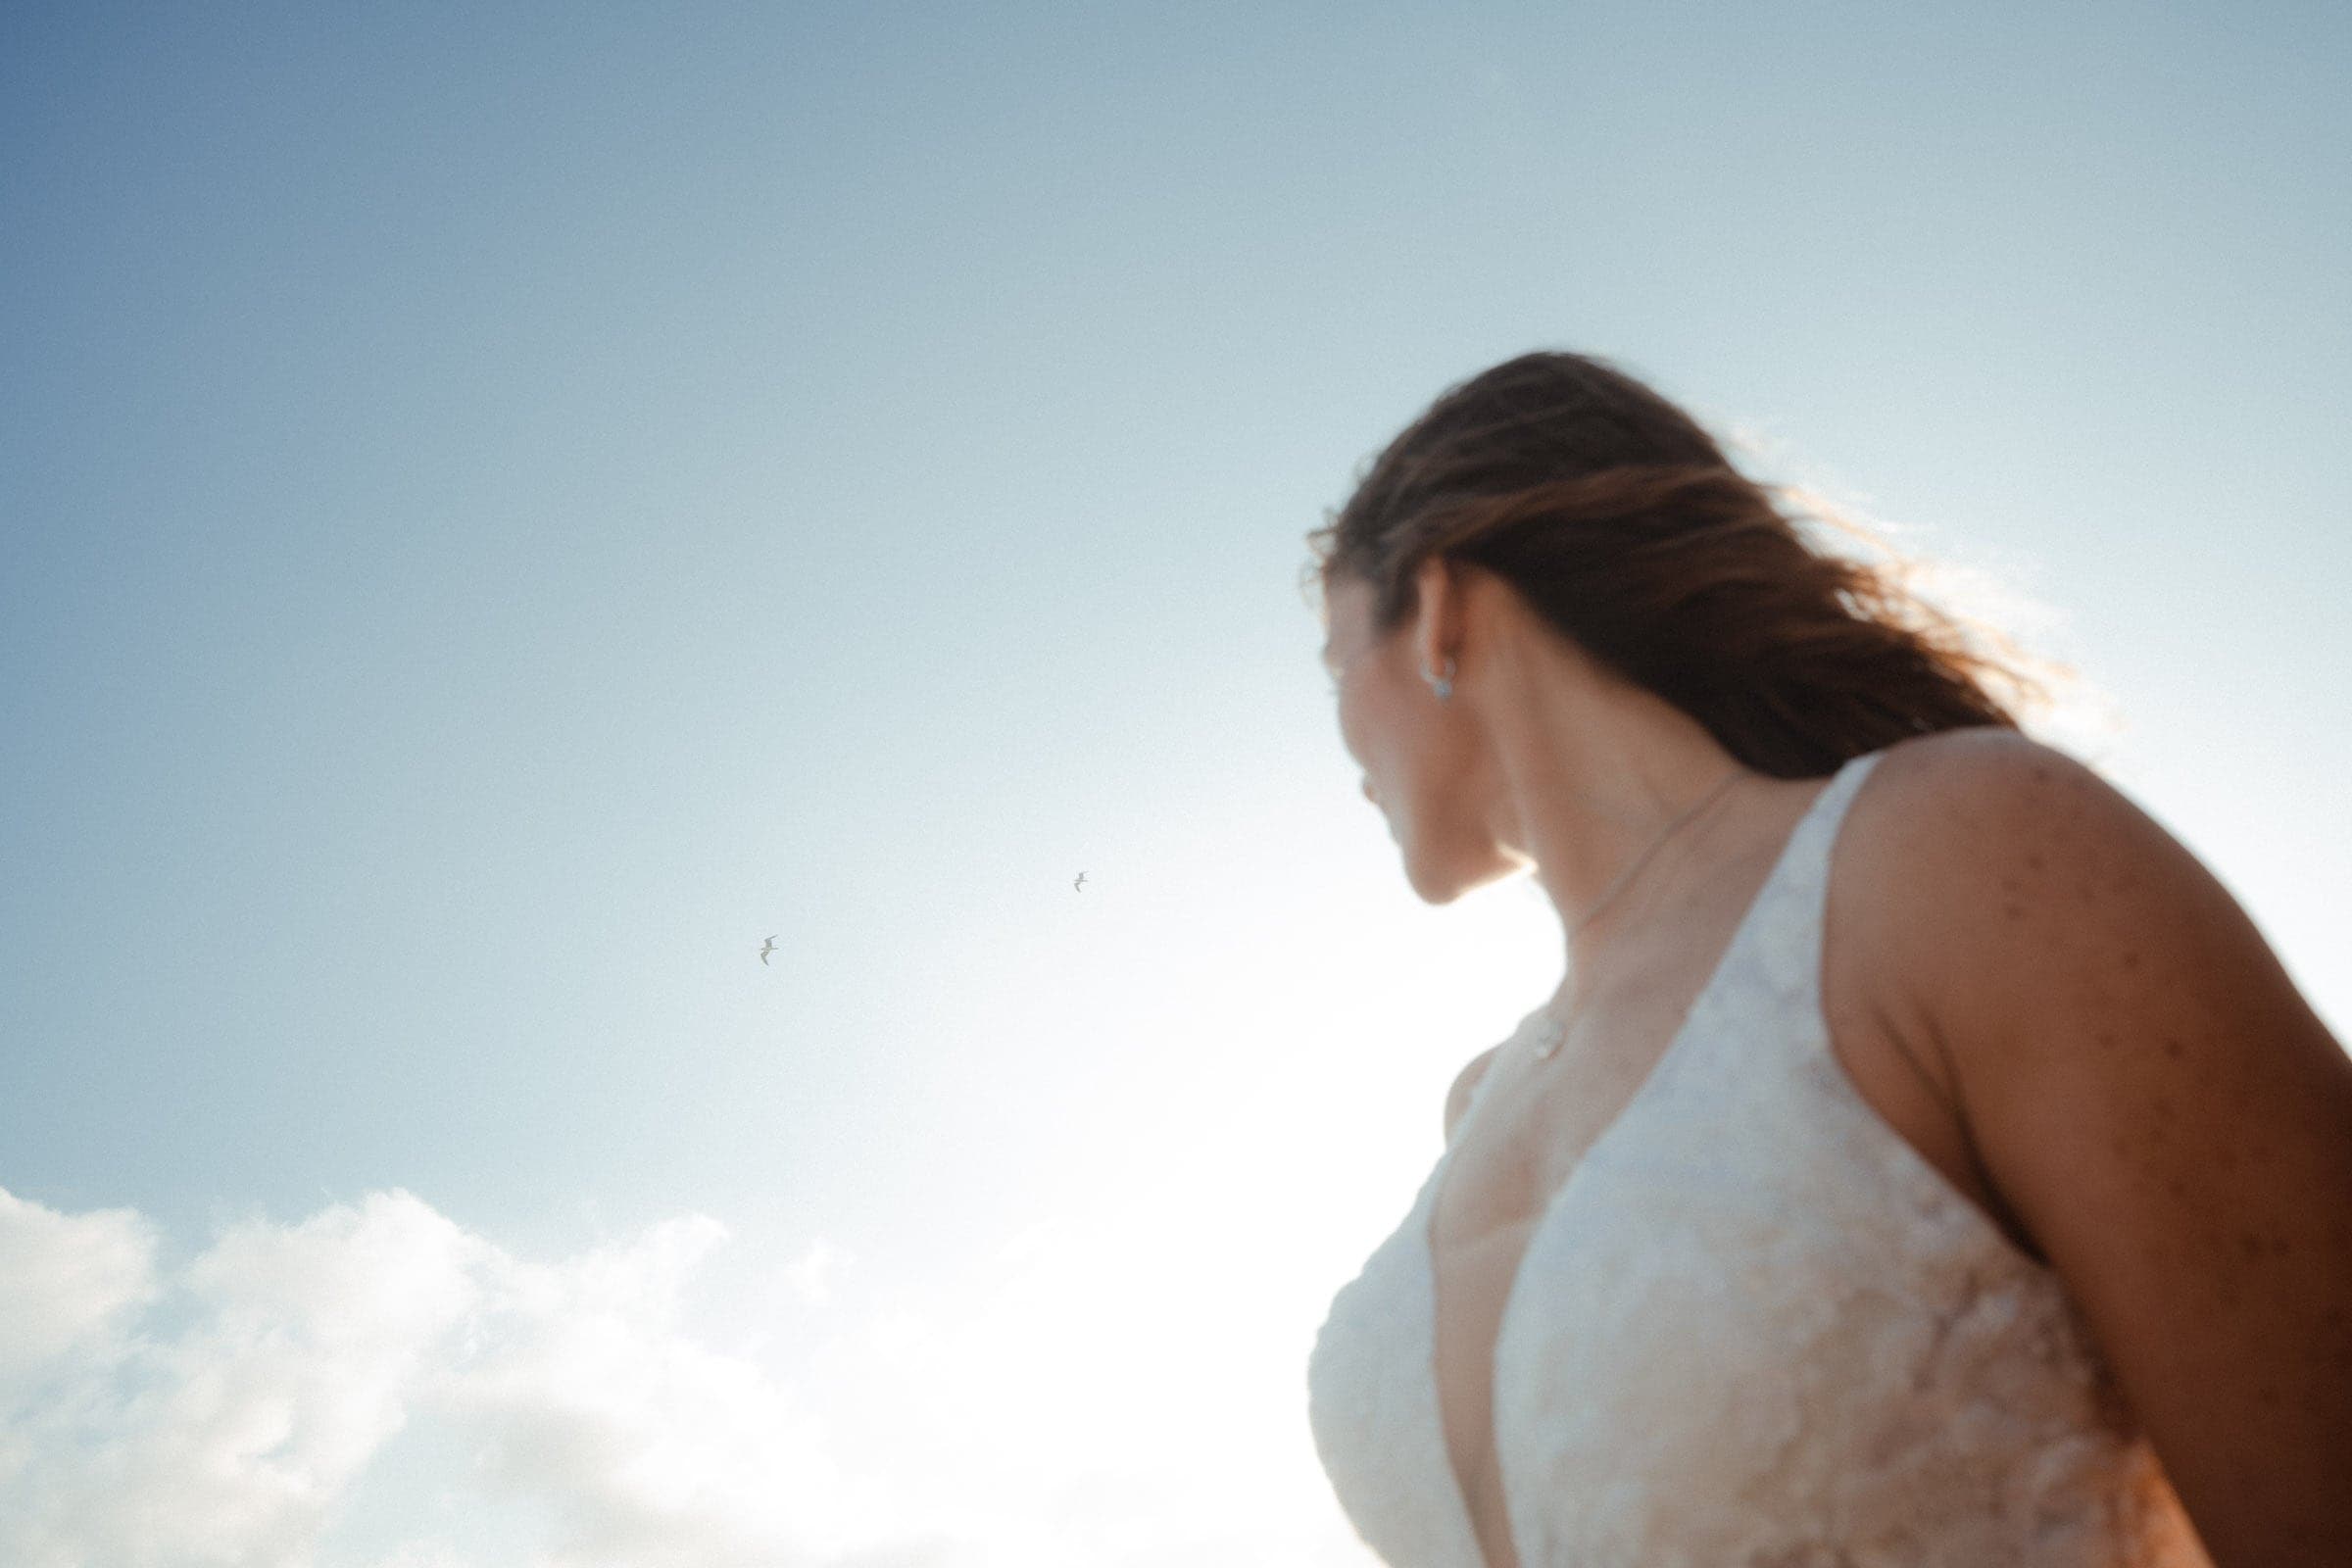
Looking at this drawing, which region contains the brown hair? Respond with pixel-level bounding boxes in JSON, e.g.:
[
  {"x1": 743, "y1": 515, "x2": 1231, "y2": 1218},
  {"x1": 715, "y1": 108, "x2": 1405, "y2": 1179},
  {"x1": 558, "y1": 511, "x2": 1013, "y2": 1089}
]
[{"x1": 1303, "y1": 351, "x2": 2045, "y2": 779}]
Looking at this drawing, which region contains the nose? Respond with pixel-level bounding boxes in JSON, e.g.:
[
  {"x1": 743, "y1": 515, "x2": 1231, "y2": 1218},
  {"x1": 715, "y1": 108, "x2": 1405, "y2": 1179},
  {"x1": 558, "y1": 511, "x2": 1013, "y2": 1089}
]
[{"x1": 1361, "y1": 778, "x2": 1377, "y2": 806}]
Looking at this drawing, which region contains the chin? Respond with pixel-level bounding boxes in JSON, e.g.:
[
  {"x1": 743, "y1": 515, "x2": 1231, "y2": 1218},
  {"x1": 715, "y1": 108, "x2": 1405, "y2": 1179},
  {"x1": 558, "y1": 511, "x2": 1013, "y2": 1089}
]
[
  {"x1": 1400, "y1": 841, "x2": 1519, "y2": 906},
  {"x1": 1398, "y1": 847, "x2": 1478, "y2": 907}
]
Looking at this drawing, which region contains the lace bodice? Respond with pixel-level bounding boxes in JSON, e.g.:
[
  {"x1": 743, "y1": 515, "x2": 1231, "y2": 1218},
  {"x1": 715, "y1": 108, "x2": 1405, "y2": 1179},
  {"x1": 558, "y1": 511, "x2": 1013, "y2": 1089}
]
[{"x1": 1306, "y1": 752, "x2": 2210, "y2": 1567}]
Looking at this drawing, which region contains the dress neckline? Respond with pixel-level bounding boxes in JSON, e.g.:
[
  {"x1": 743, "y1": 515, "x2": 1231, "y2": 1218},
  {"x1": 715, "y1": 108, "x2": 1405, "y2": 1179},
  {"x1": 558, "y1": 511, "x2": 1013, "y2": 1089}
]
[{"x1": 1421, "y1": 753, "x2": 1869, "y2": 1568}]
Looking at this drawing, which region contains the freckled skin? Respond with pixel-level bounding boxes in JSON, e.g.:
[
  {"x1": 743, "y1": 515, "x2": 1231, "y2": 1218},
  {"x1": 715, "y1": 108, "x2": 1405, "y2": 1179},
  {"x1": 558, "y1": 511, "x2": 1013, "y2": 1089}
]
[{"x1": 1840, "y1": 730, "x2": 2352, "y2": 1567}]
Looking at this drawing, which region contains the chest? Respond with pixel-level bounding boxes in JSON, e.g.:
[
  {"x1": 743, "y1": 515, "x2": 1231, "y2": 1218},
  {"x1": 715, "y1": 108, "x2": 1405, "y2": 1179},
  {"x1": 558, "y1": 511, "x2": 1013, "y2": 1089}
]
[
  {"x1": 1421, "y1": 984, "x2": 1991, "y2": 1568},
  {"x1": 1428, "y1": 973, "x2": 2009, "y2": 1315},
  {"x1": 1430, "y1": 998, "x2": 1683, "y2": 1259}
]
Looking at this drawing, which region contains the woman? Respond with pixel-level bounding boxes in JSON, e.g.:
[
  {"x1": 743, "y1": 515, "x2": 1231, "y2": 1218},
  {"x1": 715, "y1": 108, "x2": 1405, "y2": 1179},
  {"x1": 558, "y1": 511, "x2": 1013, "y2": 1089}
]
[{"x1": 1301, "y1": 352, "x2": 2352, "y2": 1567}]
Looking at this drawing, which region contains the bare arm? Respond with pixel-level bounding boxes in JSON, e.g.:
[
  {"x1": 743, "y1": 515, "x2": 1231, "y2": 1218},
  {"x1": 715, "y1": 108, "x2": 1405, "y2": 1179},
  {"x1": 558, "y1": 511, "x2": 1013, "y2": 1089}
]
[{"x1": 1878, "y1": 733, "x2": 2352, "y2": 1566}]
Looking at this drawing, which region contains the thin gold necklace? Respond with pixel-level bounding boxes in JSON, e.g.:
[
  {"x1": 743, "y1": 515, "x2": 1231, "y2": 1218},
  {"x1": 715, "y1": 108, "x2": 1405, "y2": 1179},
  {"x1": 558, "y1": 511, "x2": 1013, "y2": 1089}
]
[{"x1": 1533, "y1": 763, "x2": 1747, "y2": 1061}]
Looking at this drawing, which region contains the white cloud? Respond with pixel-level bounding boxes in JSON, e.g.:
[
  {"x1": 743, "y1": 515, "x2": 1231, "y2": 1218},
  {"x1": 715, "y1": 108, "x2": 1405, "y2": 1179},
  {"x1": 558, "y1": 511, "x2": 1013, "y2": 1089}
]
[
  {"x1": 0, "y1": 1191, "x2": 480, "y2": 1566},
  {"x1": 443, "y1": 1215, "x2": 860, "y2": 1567},
  {"x1": 0, "y1": 1188, "x2": 900, "y2": 1568},
  {"x1": 0, "y1": 1184, "x2": 1372, "y2": 1568},
  {"x1": 0, "y1": 1188, "x2": 156, "y2": 1386},
  {"x1": 780, "y1": 1237, "x2": 841, "y2": 1309}
]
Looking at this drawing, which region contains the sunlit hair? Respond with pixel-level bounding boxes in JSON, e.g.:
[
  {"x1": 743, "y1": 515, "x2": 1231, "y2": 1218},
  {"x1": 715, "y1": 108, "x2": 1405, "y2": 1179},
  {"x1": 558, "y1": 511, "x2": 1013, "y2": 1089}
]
[{"x1": 1302, "y1": 351, "x2": 2052, "y2": 779}]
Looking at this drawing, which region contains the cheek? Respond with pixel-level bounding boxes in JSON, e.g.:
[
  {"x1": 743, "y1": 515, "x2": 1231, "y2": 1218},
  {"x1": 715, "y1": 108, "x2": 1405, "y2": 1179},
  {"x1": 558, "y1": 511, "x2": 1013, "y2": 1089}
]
[{"x1": 1332, "y1": 688, "x2": 1366, "y2": 759}]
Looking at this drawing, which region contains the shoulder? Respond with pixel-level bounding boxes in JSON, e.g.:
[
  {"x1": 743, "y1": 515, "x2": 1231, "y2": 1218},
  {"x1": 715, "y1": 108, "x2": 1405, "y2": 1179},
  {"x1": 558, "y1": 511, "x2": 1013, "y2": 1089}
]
[
  {"x1": 1444, "y1": 1045, "x2": 1504, "y2": 1144},
  {"x1": 1834, "y1": 724, "x2": 2307, "y2": 1139},
  {"x1": 1845, "y1": 724, "x2": 2114, "y2": 855},
  {"x1": 1835, "y1": 727, "x2": 2251, "y2": 1025},
  {"x1": 1834, "y1": 727, "x2": 2163, "y2": 986}
]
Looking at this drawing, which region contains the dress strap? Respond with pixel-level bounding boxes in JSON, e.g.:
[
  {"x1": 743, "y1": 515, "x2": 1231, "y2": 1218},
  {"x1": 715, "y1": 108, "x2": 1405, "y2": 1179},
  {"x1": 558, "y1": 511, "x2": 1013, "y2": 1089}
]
[{"x1": 1778, "y1": 748, "x2": 1886, "y2": 1024}]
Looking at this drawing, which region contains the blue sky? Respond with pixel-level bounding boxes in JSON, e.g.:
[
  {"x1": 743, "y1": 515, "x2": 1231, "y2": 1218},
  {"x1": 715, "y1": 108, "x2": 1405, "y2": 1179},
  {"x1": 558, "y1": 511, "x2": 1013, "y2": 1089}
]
[{"x1": 3, "y1": 4, "x2": 2346, "y2": 1563}]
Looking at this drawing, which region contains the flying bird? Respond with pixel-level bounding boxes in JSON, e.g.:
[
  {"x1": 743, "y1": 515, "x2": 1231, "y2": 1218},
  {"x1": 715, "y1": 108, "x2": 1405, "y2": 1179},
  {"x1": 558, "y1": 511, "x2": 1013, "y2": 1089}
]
[
  {"x1": 1073, "y1": 872, "x2": 1086, "y2": 892},
  {"x1": 758, "y1": 936, "x2": 777, "y2": 965}
]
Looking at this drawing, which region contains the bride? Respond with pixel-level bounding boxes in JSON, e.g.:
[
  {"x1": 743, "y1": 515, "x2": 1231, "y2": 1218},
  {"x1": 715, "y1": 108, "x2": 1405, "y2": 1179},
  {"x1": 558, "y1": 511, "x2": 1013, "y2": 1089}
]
[{"x1": 1302, "y1": 352, "x2": 2351, "y2": 1567}]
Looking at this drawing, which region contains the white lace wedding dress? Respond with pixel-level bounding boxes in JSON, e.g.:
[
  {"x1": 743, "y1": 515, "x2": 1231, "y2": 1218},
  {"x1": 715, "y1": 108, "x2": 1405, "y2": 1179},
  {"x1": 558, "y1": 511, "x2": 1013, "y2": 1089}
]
[{"x1": 1306, "y1": 752, "x2": 2210, "y2": 1567}]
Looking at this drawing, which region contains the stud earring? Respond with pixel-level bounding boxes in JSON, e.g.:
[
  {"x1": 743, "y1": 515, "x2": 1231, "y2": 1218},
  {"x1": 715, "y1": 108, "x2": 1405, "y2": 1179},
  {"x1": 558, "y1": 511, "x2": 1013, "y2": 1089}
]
[{"x1": 1423, "y1": 656, "x2": 1455, "y2": 702}]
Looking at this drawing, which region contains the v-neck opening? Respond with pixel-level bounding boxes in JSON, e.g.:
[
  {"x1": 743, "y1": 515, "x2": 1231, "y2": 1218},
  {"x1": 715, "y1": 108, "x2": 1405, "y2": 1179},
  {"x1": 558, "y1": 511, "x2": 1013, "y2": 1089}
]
[{"x1": 1422, "y1": 756, "x2": 1861, "y2": 1568}]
